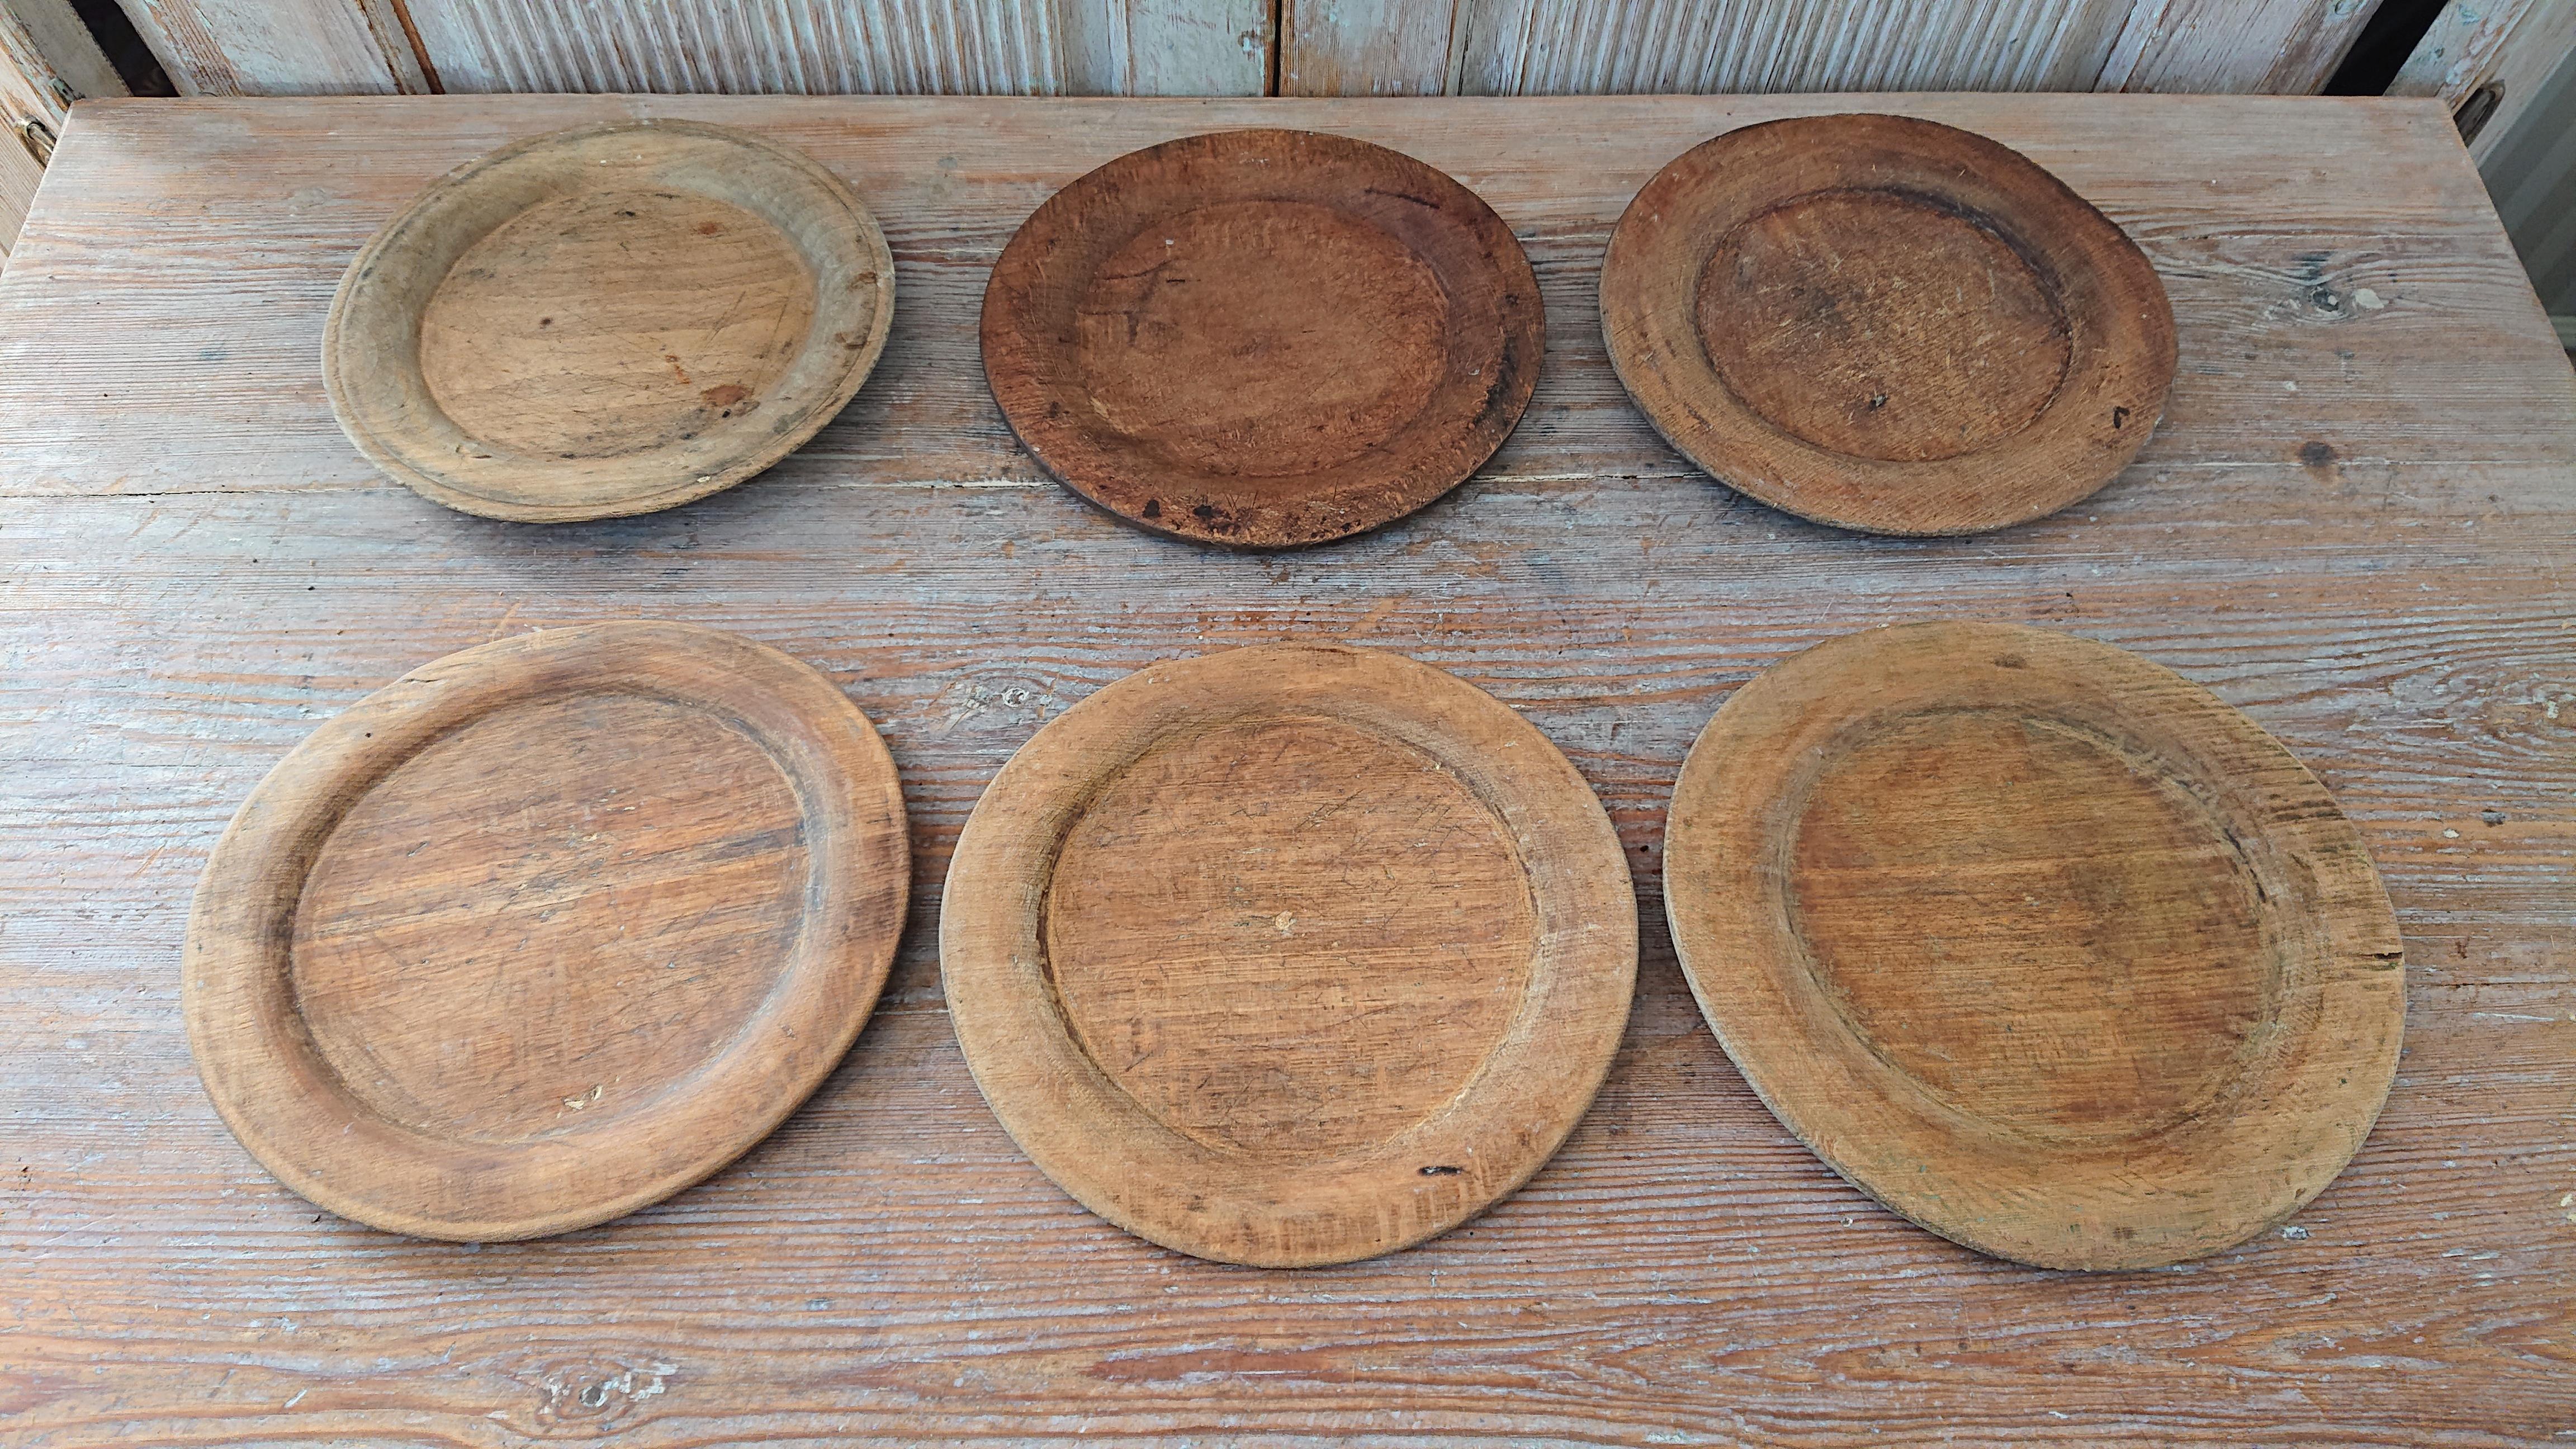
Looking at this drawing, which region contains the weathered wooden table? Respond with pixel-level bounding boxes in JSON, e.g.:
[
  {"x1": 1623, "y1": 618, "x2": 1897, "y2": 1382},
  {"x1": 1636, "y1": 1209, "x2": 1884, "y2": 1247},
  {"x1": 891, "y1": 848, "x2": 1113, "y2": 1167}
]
[{"x1": 2, "y1": 94, "x2": 2570, "y2": 1447}]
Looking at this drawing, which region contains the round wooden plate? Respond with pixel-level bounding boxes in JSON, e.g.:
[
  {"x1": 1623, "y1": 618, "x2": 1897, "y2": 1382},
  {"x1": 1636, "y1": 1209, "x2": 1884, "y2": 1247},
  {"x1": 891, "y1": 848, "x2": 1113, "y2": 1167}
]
[
  {"x1": 324, "y1": 120, "x2": 895, "y2": 522},
  {"x1": 980, "y1": 129, "x2": 1545, "y2": 548},
  {"x1": 1665, "y1": 622, "x2": 2403, "y2": 1270},
  {"x1": 184, "y1": 621, "x2": 910, "y2": 1240},
  {"x1": 1602, "y1": 114, "x2": 2177, "y2": 535},
  {"x1": 941, "y1": 643, "x2": 1635, "y2": 1266}
]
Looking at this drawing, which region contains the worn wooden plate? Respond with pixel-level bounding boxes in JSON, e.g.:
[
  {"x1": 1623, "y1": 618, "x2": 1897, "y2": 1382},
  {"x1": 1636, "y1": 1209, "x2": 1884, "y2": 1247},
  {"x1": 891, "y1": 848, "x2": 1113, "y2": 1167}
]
[
  {"x1": 981, "y1": 129, "x2": 1544, "y2": 548},
  {"x1": 184, "y1": 621, "x2": 910, "y2": 1240},
  {"x1": 1664, "y1": 622, "x2": 2403, "y2": 1270},
  {"x1": 942, "y1": 643, "x2": 1634, "y2": 1265},
  {"x1": 324, "y1": 120, "x2": 894, "y2": 522},
  {"x1": 1602, "y1": 113, "x2": 2176, "y2": 535}
]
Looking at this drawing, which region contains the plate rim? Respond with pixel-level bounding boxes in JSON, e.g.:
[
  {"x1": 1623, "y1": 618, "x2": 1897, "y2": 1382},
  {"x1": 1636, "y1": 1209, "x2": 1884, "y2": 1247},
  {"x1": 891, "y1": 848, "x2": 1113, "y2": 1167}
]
[
  {"x1": 183, "y1": 619, "x2": 911, "y2": 1240},
  {"x1": 940, "y1": 642, "x2": 1637, "y2": 1266},
  {"x1": 979, "y1": 127, "x2": 1546, "y2": 550},
  {"x1": 321, "y1": 118, "x2": 896, "y2": 523},
  {"x1": 1600, "y1": 112, "x2": 2179, "y2": 537},
  {"x1": 1663, "y1": 621, "x2": 2405, "y2": 1270}
]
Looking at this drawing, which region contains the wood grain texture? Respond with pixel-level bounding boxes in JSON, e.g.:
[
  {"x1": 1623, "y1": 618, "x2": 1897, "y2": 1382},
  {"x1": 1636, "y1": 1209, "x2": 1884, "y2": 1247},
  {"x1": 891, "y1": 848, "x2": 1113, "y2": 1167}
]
[
  {"x1": 1286, "y1": 0, "x2": 2379, "y2": 97},
  {"x1": 111, "y1": 0, "x2": 408, "y2": 94},
  {"x1": 400, "y1": 0, "x2": 1269, "y2": 97},
  {"x1": 0, "y1": 1, "x2": 55, "y2": 252},
  {"x1": 2390, "y1": 0, "x2": 2576, "y2": 164},
  {"x1": 4, "y1": 0, "x2": 129, "y2": 103},
  {"x1": 1665, "y1": 622, "x2": 2404, "y2": 1270},
  {"x1": 2100, "y1": 0, "x2": 2381, "y2": 94},
  {"x1": 0, "y1": 94, "x2": 2571, "y2": 1446},
  {"x1": 1456, "y1": 0, "x2": 2141, "y2": 94},
  {"x1": 942, "y1": 643, "x2": 1636, "y2": 1266},
  {"x1": 184, "y1": 621, "x2": 913, "y2": 1241},
  {"x1": 1602, "y1": 112, "x2": 2176, "y2": 535},
  {"x1": 323, "y1": 119, "x2": 894, "y2": 522},
  {"x1": 981, "y1": 127, "x2": 1543, "y2": 547}
]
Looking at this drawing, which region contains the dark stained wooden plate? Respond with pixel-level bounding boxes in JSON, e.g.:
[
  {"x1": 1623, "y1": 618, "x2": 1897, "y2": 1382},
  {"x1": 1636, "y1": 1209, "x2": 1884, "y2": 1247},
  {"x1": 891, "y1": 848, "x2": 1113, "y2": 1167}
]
[
  {"x1": 1602, "y1": 114, "x2": 2177, "y2": 535},
  {"x1": 184, "y1": 621, "x2": 911, "y2": 1240},
  {"x1": 1664, "y1": 622, "x2": 2404, "y2": 1270},
  {"x1": 324, "y1": 120, "x2": 894, "y2": 522},
  {"x1": 981, "y1": 129, "x2": 1545, "y2": 548},
  {"x1": 941, "y1": 643, "x2": 1635, "y2": 1265}
]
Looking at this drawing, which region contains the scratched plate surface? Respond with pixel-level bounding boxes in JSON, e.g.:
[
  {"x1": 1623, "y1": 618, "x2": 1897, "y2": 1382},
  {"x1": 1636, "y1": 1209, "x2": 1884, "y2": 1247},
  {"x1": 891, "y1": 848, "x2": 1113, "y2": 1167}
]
[{"x1": 0, "y1": 95, "x2": 2571, "y2": 1446}]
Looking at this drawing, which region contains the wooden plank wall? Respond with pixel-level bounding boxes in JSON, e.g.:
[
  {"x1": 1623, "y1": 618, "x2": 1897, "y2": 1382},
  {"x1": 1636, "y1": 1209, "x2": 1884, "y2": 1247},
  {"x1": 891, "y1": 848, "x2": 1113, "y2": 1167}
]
[
  {"x1": 116, "y1": 0, "x2": 1275, "y2": 96},
  {"x1": 1278, "y1": 0, "x2": 2381, "y2": 96},
  {"x1": 107, "y1": 0, "x2": 2390, "y2": 99}
]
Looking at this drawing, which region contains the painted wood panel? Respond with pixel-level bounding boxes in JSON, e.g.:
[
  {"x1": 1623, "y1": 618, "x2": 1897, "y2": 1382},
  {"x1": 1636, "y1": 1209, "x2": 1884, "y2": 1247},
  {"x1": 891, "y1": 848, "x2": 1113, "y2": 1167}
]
[
  {"x1": 110, "y1": 0, "x2": 409, "y2": 93},
  {"x1": 1, "y1": 92, "x2": 2571, "y2": 1447},
  {"x1": 1283, "y1": 0, "x2": 2381, "y2": 96},
  {"x1": 2100, "y1": 0, "x2": 2380, "y2": 93},
  {"x1": 0, "y1": 2, "x2": 64, "y2": 253},
  {"x1": 109, "y1": 0, "x2": 1271, "y2": 97},
  {"x1": 2390, "y1": 0, "x2": 2576, "y2": 162},
  {"x1": 1450, "y1": 0, "x2": 2139, "y2": 94}
]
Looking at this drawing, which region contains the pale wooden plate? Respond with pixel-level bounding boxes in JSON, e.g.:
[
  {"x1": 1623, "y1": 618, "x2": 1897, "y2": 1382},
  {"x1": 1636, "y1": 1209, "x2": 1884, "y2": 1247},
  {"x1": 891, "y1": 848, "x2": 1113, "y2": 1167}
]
[
  {"x1": 1602, "y1": 113, "x2": 2176, "y2": 536},
  {"x1": 184, "y1": 621, "x2": 911, "y2": 1240},
  {"x1": 941, "y1": 643, "x2": 1635, "y2": 1266},
  {"x1": 981, "y1": 129, "x2": 1544, "y2": 549},
  {"x1": 1664, "y1": 622, "x2": 2404, "y2": 1270},
  {"x1": 323, "y1": 120, "x2": 894, "y2": 522}
]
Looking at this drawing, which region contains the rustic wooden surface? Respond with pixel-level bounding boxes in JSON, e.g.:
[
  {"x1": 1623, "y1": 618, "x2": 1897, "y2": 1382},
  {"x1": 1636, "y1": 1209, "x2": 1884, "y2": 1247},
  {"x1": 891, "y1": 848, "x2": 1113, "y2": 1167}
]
[
  {"x1": 1601, "y1": 112, "x2": 2176, "y2": 536},
  {"x1": 184, "y1": 621, "x2": 911, "y2": 1244},
  {"x1": 0, "y1": 93, "x2": 2570, "y2": 1446},
  {"x1": 943, "y1": 642, "x2": 1635, "y2": 1267},
  {"x1": 981, "y1": 126, "x2": 1543, "y2": 547},
  {"x1": 1664, "y1": 622, "x2": 2406, "y2": 1271}
]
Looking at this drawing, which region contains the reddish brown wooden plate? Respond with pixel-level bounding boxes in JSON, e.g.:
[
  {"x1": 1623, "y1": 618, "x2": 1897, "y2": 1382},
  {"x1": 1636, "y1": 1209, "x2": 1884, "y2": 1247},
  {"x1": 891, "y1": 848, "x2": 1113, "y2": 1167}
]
[
  {"x1": 1602, "y1": 114, "x2": 2176, "y2": 535},
  {"x1": 184, "y1": 621, "x2": 910, "y2": 1240},
  {"x1": 324, "y1": 120, "x2": 894, "y2": 522},
  {"x1": 1664, "y1": 622, "x2": 2403, "y2": 1269},
  {"x1": 941, "y1": 643, "x2": 1634, "y2": 1265},
  {"x1": 981, "y1": 129, "x2": 1544, "y2": 548}
]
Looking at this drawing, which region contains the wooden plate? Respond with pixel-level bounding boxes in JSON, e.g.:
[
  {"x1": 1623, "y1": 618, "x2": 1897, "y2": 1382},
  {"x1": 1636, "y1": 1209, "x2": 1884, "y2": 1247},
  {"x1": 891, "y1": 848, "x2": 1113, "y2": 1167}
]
[
  {"x1": 184, "y1": 621, "x2": 910, "y2": 1240},
  {"x1": 941, "y1": 643, "x2": 1634, "y2": 1265},
  {"x1": 1602, "y1": 114, "x2": 2176, "y2": 535},
  {"x1": 1664, "y1": 622, "x2": 2403, "y2": 1270},
  {"x1": 981, "y1": 129, "x2": 1544, "y2": 548},
  {"x1": 323, "y1": 120, "x2": 894, "y2": 522}
]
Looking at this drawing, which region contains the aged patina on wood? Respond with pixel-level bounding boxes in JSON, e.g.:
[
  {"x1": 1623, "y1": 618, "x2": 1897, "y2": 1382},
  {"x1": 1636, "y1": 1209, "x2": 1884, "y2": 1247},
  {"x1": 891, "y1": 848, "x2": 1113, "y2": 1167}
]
[
  {"x1": 324, "y1": 119, "x2": 895, "y2": 522},
  {"x1": 982, "y1": 127, "x2": 1544, "y2": 547},
  {"x1": 0, "y1": 94, "x2": 2569, "y2": 1446},
  {"x1": 1603, "y1": 112, "x2": 2176, "y2": 535},
  {"x1": 184, "y1": 621, "x2": 912, "y2": 1240},
  {"x1": 1665, "y1": 621, "x2": 2405, "y2": 1271},
  {"x1": 942, "y1": 642, "x2": 1635, "y2": 1266}
]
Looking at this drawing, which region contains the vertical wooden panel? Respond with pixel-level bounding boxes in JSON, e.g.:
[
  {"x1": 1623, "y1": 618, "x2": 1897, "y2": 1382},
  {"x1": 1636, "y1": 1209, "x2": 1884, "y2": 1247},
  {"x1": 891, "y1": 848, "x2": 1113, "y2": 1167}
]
[
  {"x1": 1119, "y1": 0, "x2": 1270, "y2": 96},
  {"x1": 8, "y1": 0, "x2": 127, "y2": 100},
  {"x1": 1278, "y1": 0, "x2": 1459, "y2": 96},
  {"x1": 2479, "y1": 40, "x2": 2576, "y2": 315},
  {"x1": 1452, "y1": 0, "x2": 2141, "y2": 94},
  {"x1": 2388, "y1": 0, "x2": 2576, "y2": 163},
  {"x1": 2101, "y1": 0, "x2": 2380, "y2": 94},
  {"x1": 0, "y1": 1, "x2": 67, "y2": 254},
  {"x1": 1284, "y1": 0, "x2": 2384, "y2": 96},
  {"x1": 110, "y1": 0, "x2": 410, "y2": 94},
  {"x1": 405, "y1": 1, "x2": 1068, "y2": 94},
  {"x1": 397, "y1": 1, "x2": 1266, "y2": 97}
]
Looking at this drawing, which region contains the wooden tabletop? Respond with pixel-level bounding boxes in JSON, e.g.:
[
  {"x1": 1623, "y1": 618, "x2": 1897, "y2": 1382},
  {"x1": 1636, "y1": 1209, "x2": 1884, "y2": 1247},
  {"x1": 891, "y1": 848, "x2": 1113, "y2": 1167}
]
[{"x1": 1, "y1": 94, "x2": 2570, "y2": 1448}]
